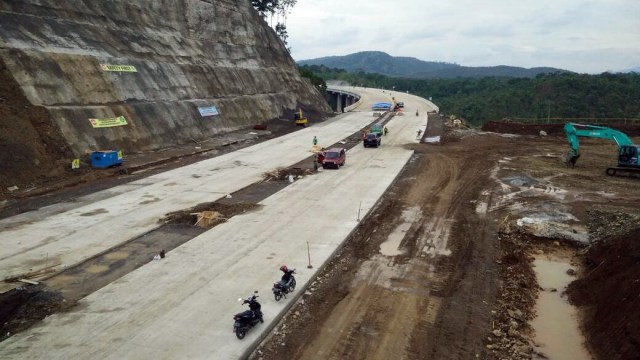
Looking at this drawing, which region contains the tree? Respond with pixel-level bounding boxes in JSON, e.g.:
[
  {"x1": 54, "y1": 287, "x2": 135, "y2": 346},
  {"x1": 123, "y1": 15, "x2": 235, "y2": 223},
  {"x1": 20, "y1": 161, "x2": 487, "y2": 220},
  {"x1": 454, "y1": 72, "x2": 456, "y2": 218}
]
[
  {"x1": 252, "y1": 0, "x2": 279, "y2": 17},
  {"x1": 252, "y1": 0, "x2": 297, "y2": 51},
  {"x1": 275, "y1": 23, "x2": 288, "y2": 47}
]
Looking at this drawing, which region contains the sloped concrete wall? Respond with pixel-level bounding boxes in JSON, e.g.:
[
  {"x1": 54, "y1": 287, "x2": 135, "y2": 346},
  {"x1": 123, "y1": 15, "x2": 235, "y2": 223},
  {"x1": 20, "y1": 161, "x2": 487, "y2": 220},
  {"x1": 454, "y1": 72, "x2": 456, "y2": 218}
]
[{"x1": 0, "y1": 0, "x2": 330, "y2": 155}]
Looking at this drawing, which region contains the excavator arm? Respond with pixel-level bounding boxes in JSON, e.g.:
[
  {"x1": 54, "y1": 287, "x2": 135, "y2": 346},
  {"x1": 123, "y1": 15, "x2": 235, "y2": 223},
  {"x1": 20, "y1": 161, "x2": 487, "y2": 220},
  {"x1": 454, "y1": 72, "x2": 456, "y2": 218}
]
[{"x1": 564, "y1": 123, "x2": 634, "y2": 166}]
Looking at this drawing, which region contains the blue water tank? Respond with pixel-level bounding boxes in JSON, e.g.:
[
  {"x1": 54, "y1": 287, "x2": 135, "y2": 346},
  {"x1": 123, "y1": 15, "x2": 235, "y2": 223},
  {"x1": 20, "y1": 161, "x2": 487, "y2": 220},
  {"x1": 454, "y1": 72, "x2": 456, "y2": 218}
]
[{"x1": 90, "y1": 151, "x2": 123, "y2": 168}]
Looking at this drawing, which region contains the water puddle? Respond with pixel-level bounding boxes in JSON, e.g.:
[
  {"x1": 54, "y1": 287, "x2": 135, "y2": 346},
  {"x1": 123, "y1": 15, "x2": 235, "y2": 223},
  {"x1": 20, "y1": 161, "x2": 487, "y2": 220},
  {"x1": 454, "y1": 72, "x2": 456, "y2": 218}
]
[
  {"x1": 379, "y1": 207, "x2": 420, "y2": 256},
  {"x1": 531, "y1": 257, "x2": 591, "y2": 360}
]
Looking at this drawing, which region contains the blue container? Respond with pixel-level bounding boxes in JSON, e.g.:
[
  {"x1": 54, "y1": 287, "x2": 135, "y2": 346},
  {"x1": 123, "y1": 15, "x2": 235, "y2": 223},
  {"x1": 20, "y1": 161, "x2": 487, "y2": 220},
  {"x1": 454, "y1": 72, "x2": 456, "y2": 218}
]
[{"x1": 90, "y1": 150, "x2": 123, "y2": 168}]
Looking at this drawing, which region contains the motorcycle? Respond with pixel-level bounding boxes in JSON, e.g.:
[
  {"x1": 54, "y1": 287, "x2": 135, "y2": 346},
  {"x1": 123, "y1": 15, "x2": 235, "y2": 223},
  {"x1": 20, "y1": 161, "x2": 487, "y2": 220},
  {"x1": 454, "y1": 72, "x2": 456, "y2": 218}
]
[
  {"x1": 272, "y1": 269, "x2": 296, "y2": 301},
  {"x1": 233, "y1": 292, "x2": 263, "y2": 339}
]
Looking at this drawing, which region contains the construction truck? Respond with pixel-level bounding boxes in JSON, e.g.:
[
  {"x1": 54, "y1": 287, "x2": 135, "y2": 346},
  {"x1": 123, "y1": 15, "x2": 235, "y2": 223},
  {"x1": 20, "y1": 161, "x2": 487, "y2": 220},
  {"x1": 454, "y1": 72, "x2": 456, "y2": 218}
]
[
  {"x1": 294, "y1": 109, "x2": 308, "y2": 127},
  {"x1": 564, "y1": 123, "x2": 640, "y2": 177}
]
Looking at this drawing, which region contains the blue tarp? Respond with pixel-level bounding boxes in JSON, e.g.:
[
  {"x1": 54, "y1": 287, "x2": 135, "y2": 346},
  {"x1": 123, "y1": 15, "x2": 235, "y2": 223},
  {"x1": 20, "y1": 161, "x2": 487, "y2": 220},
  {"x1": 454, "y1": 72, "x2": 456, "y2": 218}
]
[{"x1": 371, "y1": 102, "x2": 392, "y2": 110}]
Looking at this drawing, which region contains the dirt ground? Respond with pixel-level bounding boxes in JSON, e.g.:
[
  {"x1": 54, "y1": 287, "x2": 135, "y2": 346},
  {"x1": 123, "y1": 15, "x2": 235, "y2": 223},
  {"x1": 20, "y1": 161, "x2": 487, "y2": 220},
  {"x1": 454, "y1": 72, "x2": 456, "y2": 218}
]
[
  {"x1": 3, "y1": 112, "x2": 640, "y2": 359},
  {"x1": 252, "y1": 116, "x2": 640, "y2": 360},
  {"x1": 0, "y1": 57, "x2": 75, "y2": 197},
  {"x1": 568, "y1": 225, "x2": 640, "y2": 359}
]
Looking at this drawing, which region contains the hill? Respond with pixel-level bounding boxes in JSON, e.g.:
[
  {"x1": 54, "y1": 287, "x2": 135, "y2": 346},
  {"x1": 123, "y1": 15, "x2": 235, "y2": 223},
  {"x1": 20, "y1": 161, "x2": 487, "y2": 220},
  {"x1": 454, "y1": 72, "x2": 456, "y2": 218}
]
[{"x1": 298, "y1": 51, "x2": 569, "y2": 79}]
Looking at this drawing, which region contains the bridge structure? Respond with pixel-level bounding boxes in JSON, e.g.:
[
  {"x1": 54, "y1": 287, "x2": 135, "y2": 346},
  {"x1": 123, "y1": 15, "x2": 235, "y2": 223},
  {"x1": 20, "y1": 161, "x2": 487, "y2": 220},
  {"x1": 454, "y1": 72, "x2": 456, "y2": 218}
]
[{"x1": 326, "y1": 87, "x2": 361, "y2": 112}]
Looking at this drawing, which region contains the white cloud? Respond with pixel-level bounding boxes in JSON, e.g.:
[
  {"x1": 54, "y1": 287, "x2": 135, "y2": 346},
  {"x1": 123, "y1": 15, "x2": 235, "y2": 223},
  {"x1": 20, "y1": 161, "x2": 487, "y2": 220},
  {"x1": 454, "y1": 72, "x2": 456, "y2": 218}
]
[{"x1": 286, "y1": 0, "x2": 640, "y2": 73}]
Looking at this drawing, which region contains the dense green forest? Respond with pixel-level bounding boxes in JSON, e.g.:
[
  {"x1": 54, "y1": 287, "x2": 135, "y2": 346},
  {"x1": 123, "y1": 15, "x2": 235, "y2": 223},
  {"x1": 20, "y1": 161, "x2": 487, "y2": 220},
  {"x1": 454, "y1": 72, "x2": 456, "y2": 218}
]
[{"x1": 300, "y1": 64, "x2": 640, "y2": 126}]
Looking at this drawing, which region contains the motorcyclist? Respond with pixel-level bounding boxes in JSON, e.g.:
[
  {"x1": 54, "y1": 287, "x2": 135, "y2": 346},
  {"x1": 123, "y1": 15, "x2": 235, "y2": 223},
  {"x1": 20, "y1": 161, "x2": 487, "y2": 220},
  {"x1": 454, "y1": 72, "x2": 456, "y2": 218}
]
[
  {"x1": 280, "y1": 265, "x2": 295, "y2": 289},
  {"x1": 416, "y1": 109, "x2": 419, "y2": 116}
]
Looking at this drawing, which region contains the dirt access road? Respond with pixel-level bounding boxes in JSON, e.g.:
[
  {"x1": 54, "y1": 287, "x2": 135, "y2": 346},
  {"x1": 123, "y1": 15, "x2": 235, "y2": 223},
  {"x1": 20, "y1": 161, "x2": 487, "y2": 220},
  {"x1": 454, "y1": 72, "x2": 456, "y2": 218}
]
[{"x1": 254, "y1": 116, "x2": 640, "y2": 360}]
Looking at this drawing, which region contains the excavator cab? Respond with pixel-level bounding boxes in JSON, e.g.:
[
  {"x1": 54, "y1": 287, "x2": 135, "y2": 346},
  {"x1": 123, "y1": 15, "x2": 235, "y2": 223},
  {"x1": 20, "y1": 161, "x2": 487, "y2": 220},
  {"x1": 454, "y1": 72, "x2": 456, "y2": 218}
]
[{"x1": 618, "y1": 145, "x2": 640, "y2": 167}]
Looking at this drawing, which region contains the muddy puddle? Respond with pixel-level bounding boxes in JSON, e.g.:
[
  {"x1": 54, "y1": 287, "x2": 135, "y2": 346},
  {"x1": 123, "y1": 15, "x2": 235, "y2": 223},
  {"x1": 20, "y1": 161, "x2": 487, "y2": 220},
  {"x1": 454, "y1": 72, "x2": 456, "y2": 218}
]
[
  {"x1": 379, "y1": 207, "x2": 420, "y2": 256},
  {"x1": 531, "y1": 257, "x2": 591, "y2": 360}
]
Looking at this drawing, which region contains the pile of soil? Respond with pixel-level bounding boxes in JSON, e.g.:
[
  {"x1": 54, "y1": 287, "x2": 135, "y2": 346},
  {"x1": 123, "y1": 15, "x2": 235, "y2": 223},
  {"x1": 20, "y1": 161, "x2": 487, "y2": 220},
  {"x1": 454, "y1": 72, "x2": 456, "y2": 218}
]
[
  {"x1": 481, "y1": 121, "x2": 564, "y2": 136},
  {"x1": 567, "y1": 227, "x2": 640, "y2": 360},
  {"x1": 0, "y1": 286, "x2": 66, "y2": 342},
  {"x1": 482, "y1": 120, "x2": 640, "y2": 137},
  {"x1": 160, "y1": 202, "x2": 259, "y2": 228},
  {"x1": 0, "y1": 57, "x2": 74, "y2": 198},
  {"x1": 262, "y1": 167, "x2": 314, "y2": 182},
  {"x1": 586, "y1": 209, "x2": 640, "y2": 242},
  {"x1": 486, "y1": 227, "x2": 539, "y2": 359}
]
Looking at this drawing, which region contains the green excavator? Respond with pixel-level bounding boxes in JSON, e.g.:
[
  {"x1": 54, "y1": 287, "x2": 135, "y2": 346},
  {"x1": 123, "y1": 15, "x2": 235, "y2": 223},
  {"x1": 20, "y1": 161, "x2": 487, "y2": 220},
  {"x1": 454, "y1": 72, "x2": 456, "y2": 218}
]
[{"x1": 564, "y1": 123, "x2": 640, "y2": 177}]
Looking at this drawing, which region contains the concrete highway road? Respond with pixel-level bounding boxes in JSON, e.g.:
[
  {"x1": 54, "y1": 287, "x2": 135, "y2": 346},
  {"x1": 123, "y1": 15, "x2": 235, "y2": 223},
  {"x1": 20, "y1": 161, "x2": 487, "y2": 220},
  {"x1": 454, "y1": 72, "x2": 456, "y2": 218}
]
[
  {"x1": 1, "y1": 88, "x2": 437, "y2": 359},
  {"x1": 0, "y1": 87, "x2": 390, "y2": 284}
]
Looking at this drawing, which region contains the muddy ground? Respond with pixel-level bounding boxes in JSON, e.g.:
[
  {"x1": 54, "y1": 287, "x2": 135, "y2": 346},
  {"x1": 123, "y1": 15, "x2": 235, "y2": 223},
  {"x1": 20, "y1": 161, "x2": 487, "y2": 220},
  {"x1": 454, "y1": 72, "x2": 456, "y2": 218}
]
[
  {"x1": 252, "y1": 116, "x2": 640, "y2": 360},
  {"x1": 2, "y1": 113, "x2": 640, "y2": 359}
]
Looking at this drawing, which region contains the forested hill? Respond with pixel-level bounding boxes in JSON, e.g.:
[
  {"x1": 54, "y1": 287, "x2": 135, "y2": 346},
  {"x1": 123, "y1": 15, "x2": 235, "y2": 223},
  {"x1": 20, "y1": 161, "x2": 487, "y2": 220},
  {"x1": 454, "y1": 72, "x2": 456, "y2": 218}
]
[
  {"x1": 297, "y1": 51, "x2": 569, "y2": 79},
  {"x1": 303, "y1": 65, "x2": 640, "y2": 126}
]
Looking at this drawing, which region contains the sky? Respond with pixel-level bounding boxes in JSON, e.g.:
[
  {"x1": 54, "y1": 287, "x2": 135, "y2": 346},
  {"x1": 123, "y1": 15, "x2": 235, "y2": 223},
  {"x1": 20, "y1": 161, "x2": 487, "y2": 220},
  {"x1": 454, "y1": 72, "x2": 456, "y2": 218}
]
[{"x1": 284, "y1": 0, "x2": 640, "y2": 73}]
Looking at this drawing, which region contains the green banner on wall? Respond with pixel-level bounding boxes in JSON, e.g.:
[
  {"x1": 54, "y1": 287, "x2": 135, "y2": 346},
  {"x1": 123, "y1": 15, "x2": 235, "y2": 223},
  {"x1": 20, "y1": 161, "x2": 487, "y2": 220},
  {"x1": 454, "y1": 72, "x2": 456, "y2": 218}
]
[
  {"x1": 89, "y1": 116, "x2": 128, "y2": 128},
  {"x1": 100, "y1": 64, "x2": 138, "y2": 72}
]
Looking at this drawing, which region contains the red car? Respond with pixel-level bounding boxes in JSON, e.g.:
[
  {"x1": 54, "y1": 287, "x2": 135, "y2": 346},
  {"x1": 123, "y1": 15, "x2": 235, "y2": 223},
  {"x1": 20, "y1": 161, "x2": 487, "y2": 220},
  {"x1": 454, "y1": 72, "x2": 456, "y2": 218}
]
[{"x1": 322, "y1": 148, "x2": 346, "y2": 169}]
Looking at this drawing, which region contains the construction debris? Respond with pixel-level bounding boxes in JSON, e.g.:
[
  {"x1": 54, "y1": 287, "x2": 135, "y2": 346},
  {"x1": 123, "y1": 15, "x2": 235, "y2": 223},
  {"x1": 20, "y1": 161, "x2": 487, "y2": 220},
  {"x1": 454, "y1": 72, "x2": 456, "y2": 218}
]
[
  {"x1": 18, "y1": 279, "x2": 39, "y2": 285},
  {"x1": 262, "y1": 167, "x2": 313, "y2": 182},
  {"x1": 4, "y1": 264, "x2": 61, "y2": 283},
  {"x1": 193, "y1": 211, "x2": 225, "y2": 228}
]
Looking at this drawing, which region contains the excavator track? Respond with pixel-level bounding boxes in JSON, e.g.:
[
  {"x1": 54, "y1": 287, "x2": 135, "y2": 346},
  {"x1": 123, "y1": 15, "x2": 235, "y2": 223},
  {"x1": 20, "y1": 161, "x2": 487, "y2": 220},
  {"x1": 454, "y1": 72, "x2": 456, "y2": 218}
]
[{"x1": 606, "y1": 167, "x2": 640, "y2": 179}]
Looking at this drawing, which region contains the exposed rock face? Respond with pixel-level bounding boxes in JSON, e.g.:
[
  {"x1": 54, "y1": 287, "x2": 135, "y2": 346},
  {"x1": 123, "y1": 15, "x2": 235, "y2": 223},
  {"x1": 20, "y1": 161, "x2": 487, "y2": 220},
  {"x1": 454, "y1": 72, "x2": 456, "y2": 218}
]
[{"x1": 0, "y1": 0, "x2": 330, "y2": 156}]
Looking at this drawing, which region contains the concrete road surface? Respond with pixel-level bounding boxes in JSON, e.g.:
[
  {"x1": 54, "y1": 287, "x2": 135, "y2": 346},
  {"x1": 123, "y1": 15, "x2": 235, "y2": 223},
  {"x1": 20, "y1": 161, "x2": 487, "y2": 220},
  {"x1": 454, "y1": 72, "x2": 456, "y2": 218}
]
[
  {"x1": 1, "y1": 88, "x2": 437, "y2": 359},
  {"x1": 0, "y1": 87, "x2": 399, "y2": 284}
]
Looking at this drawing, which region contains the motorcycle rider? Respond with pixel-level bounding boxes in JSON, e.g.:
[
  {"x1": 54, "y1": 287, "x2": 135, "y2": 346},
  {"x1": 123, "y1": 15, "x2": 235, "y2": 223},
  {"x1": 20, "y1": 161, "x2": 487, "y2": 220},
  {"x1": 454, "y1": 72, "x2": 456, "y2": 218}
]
[{"x1": 280, "y1": 265, "x2": 295, "y2": 289}]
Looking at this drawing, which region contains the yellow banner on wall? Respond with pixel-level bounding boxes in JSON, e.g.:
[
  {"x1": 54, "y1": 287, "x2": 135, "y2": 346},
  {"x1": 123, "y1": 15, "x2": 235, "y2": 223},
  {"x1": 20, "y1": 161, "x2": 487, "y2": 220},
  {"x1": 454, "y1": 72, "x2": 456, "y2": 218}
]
[
  {"x1": 100, "y1": 64, "x2": 138, "y2": 72},
  {"x1": 89, "y1": 116, "x2": 128, "y2": 128}
]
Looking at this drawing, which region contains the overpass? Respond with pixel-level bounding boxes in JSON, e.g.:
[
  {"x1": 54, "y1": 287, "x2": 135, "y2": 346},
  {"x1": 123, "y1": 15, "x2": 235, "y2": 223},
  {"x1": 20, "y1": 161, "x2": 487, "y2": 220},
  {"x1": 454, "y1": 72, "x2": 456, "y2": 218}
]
[{"x1": 326, "y1": 87, "x2": 361, "y2": 112}]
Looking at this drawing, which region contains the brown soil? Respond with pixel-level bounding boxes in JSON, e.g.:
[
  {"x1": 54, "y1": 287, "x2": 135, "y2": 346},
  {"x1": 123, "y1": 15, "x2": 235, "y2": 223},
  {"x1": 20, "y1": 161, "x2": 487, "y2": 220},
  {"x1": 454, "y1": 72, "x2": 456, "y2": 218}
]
[
  {"x1": 0, "y1": 286, "x2": 64, "y2": 342},
  {"x1": 262, "y1": 167, "x2": 315, "y2": 182},
  {"x1": 161, "y1": 202, "x2": 259, "y2": 228},
  {"x1": 0, "y1": 57, "x2": 75, "y2": 197},
  {"x1": 254, "y1": 115, "x2": 504, "y2": 359},
  {"x1": 482, "y1": 120, "x2": 640, "y2": 137},
  {"x1": 567, "y1": 227, "x2": 640, "y2": 360},
  {"x1": 253, "y1": 119, "x2": 640, "y2": 360},
  {"x1": 3, "y1": 115, "x2": 640, "y2": 358}
]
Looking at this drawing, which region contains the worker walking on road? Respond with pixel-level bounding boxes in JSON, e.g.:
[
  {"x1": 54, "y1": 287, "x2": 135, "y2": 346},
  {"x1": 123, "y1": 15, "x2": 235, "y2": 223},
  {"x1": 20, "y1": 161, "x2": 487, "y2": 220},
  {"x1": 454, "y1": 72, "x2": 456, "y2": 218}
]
[
  {"x1": 384, "y1": 126, "x2": 388, "y2": 136},
  {"x1": 313, "y1": 153, "x2": 319, "y2": 172},
  {"x1": 313, "y1": 136, "x2": 318, "y2": 146}
]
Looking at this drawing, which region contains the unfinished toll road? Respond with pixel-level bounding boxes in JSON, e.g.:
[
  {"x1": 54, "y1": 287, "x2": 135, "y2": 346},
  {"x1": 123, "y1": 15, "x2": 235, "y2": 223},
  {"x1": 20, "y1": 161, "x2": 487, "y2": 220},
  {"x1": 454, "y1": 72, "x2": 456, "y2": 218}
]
[
  {"x1": 0, "y1": 89, "x2": 439, "y2": 359},
  {"x1": 0, "y1": 87, "x2": 394, "y2": 291},
  {"x1": 255, "y1": 117, "x2": 640, "y2": 360}
]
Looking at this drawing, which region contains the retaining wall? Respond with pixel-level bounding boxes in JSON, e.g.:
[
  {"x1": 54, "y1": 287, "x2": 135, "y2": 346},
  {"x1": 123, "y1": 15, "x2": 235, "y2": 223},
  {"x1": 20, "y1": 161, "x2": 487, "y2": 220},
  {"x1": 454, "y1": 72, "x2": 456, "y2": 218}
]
[{"x1": 0, "y1": 0, "x2": 330, "y2": 156}]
